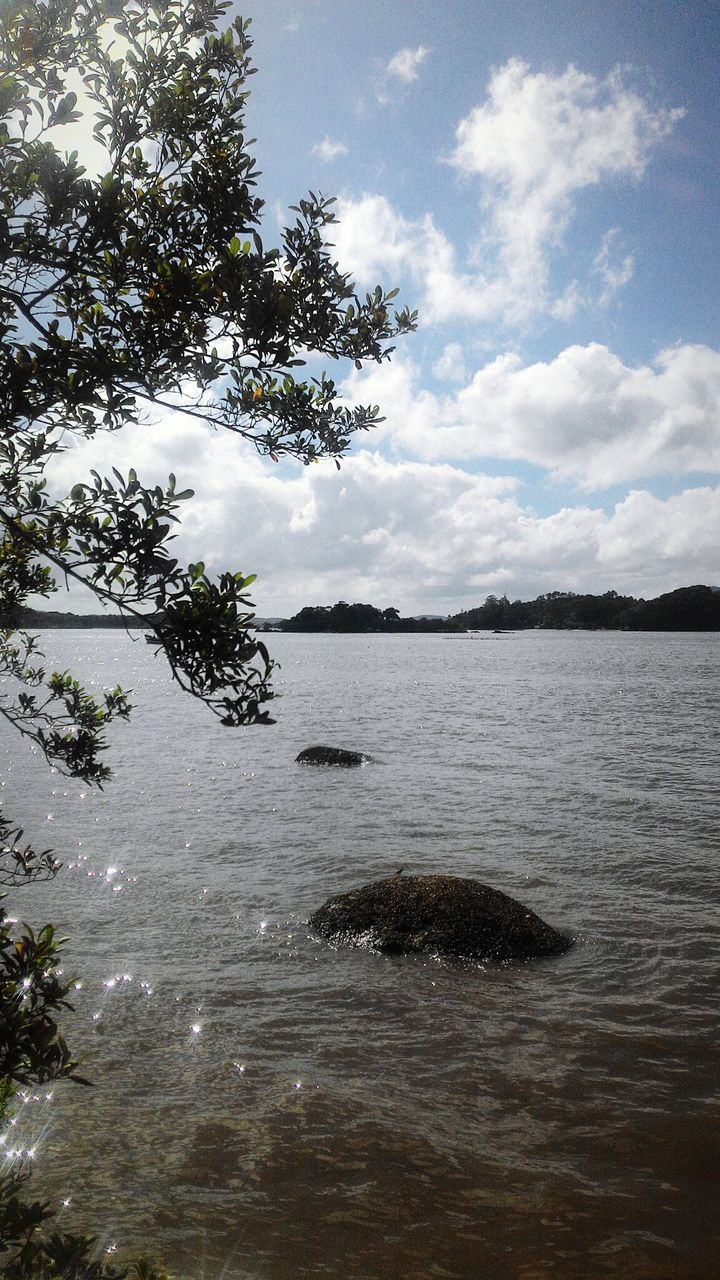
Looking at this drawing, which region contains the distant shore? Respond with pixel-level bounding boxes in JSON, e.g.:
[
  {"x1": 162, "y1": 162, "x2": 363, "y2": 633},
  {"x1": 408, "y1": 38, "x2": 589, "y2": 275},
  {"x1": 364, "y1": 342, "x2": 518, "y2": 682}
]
[
  {"x1": 277, "y1": 585, "x2": 720, "y2": 633},
  {"x1": 4, "y1": 584, "x2": 719, "y2": 633},
  {"x1": 0, "y1": 607, "x2": 153, "y2": 630}
]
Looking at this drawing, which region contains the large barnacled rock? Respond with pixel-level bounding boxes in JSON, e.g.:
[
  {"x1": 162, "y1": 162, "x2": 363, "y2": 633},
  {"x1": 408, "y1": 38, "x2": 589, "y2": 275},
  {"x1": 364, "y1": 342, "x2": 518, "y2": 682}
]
[
  {"x1": 309, "y1": 874, "x2": 573, "y2": 962},
  {"x1": 296, "y1": 745, "x2": 370, "y2": 767}
]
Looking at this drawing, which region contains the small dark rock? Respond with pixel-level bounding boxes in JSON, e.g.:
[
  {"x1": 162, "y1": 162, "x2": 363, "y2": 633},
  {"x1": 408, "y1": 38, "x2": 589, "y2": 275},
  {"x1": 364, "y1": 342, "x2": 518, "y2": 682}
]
[
  {"x1": 296, "y1": 745, "x2": 370, "y2": 767},
  {"x1": 309, "y1": 874, "x2": 573, "y2": 962}
]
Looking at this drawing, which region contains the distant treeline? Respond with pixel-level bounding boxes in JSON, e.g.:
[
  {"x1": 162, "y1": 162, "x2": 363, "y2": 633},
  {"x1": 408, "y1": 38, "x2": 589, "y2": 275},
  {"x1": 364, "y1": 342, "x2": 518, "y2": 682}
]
[
  {"x1": 279, "y1": 586, "x2": 720, "y2": 633},
  {"x1": 0, "y1": 606, "x2": 152, "y2": 630},
  {"x1": 453, "y1": 585, "x2": 720, "y2": 631},
  {"x1": 4, "y1": 585, "x2": 720, "y2": 633},
  {"x1": 279, "y1": 601, "x2": 463, "y2": 633}
]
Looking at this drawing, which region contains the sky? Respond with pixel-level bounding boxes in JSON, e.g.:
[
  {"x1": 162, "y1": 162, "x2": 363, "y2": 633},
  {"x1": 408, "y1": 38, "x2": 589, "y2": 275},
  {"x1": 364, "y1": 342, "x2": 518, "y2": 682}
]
[{"x1": 52, "y1": 0, "x2": 720, "y2": 616}]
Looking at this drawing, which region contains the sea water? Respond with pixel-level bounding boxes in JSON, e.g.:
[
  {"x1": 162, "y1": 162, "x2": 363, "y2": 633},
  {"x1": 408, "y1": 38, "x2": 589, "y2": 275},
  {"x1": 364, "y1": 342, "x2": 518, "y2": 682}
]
[{"x1": 2, "y1": 628, "x2": 718, "y2": 1279}]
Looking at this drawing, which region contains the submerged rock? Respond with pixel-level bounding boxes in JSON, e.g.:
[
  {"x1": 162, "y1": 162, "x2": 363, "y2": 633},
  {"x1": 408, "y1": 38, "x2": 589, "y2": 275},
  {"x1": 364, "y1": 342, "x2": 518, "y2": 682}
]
[
  {"x1": 296, "y1": 745, "x2": 370, "y2": 767},
  {"x1": 309, "y1": 874, "x2": 573, "y2": 962}
]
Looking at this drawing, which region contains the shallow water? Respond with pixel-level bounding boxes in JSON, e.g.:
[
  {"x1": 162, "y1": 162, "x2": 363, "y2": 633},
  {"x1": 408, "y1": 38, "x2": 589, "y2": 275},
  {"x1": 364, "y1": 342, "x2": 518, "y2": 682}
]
[{"x1": 3, "y1": 628, "x2": 719, "y2": 1278}]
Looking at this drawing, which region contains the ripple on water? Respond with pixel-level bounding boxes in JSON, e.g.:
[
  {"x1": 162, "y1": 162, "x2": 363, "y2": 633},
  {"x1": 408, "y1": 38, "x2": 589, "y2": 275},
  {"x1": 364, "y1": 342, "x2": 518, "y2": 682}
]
[{"x1": 3, "y1": 629, "x2": 719, "y2": 1278}]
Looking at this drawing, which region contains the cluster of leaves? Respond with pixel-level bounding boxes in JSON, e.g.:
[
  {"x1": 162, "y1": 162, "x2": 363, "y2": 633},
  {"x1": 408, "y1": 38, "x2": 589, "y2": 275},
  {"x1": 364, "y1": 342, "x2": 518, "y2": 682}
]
[
  {"x1": 0, "y1": 908, "x2": 84, "y2": 1087},
  {"x1": 0, "y1": 617, "x2": 132, "y2": 784},
  {"x1": 2, "y1": 0, "x2": 414, "y2": 449},
  {"x1": 0, "y1": 809, "x2": 59, "y2": 889}
]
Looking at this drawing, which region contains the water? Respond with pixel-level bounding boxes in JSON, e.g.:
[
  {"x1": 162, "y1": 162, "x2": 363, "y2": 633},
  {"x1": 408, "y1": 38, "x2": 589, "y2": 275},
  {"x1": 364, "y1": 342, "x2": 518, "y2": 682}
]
[{"x1": 2, "y1": 629, "x2": 719, "y2": 1278}]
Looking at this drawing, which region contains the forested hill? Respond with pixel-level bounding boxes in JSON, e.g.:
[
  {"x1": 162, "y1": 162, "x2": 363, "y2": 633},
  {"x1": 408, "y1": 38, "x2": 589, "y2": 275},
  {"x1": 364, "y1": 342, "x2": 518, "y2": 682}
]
[
  {"x1": 280, "y1": 586, "x2": 720, "y2": 632},
  {"x1": 452, "y1": 585, "x2": 720, "y2": 631}
]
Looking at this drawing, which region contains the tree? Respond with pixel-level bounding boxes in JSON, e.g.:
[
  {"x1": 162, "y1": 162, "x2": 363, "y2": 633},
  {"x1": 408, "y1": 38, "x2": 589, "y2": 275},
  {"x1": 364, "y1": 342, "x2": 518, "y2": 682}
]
[
  {"x1": 0, "y1": 0, "x2": 416, "y2": 776},
  {"x1": 0, "y1": 0, "x2": 415, "y2": 1268}
]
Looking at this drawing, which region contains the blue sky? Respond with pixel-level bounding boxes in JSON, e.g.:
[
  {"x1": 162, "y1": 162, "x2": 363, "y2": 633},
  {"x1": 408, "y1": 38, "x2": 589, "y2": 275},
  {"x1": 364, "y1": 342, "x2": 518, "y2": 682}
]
[
  {"x1": 249, "y1": 0, "x2": 719, "y2": 356},
  {"x1": 55, "y1": 0, "x2": 720, "y2": 614}
]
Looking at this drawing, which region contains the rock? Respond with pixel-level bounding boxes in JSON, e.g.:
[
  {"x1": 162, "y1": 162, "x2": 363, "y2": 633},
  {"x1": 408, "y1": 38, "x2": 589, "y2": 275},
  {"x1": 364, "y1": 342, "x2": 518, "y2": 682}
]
[
  {"x1": 296, "y1": 745, "x2": 370, "y2": 767},
  {"x1": 309, "y1": 874, "x2": 573, "y2": 962}
]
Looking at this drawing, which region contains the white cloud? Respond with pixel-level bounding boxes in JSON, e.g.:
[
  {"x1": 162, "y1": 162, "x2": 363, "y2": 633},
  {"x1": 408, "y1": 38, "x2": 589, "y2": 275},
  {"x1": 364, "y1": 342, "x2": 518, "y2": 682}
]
[
  {"x1": 312, "y1": 137, "x2": 348, "y2": 162},
  {"x1": 386, "y1": 46, "x2": 429, "y2": 84},
  {"x1": 46, "y1": 418, "x2": 720, "y2": 616},
  {"x1": 332, "y1": 193, "x2": 452, "y2": 291},
  {"x1": 432, "y1": 343, "x2": 468, "y2": 384},
  {"x1": 597, "y1": 486, "x2": 720, "y2": 584},
  {"x1": 591, "y1": 228, "x2": 635, "y2": 306},
  {"x1": 331, "y1": 193, "x2": 481, "y2": 325},
  {"x1": 452, "y1": 61, "x2": 680, "y2": 191},
  {"x1": 449, "y1": 59, "x2": 682, "y2": 323},
  {"x1": 375, "y1": 45, "x2": 430, "y2": 106},
  {"x1": 333, "y1": 61, "x2": 681, "y2": 329},
  {"x1": 342, "y1": 342, "x2": 720, "y2": 488}
]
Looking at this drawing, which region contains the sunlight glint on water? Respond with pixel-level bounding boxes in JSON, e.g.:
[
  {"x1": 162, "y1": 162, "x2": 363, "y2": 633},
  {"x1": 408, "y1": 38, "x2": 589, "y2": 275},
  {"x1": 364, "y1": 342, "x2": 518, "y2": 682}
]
[{"x1": 2, "y1": 628, "x2": 719, "y2": 1279}]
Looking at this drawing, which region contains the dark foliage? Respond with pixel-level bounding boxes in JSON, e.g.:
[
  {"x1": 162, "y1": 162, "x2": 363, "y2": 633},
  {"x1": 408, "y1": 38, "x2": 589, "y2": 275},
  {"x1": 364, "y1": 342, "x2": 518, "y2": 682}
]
[
  {"x1": 279, "y1": 587, "x2": 720, "y2": 634},
  {"x1": 452, "y1": 585, "x2": 720, "y2": 631},
  {"x1": 280, "y1": 600, "x2": 462, "y2": 632}
]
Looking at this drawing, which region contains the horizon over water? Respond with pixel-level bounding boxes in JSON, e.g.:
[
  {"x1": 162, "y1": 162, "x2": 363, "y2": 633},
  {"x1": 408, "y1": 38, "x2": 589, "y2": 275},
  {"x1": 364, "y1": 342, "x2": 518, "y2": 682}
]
[{"x1": 2, "y1": 628, "x2": 718, "y2": 1279}]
